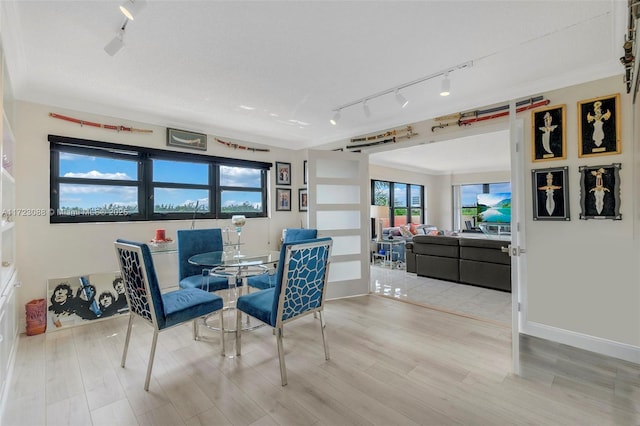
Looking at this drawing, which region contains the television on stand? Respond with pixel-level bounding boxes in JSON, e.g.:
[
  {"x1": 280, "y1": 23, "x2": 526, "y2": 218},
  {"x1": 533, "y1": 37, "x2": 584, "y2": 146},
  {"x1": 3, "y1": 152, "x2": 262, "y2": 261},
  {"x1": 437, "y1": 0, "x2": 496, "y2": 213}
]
[{"x1": 476, "y1": 192, "x2": 511, "y2": 236}]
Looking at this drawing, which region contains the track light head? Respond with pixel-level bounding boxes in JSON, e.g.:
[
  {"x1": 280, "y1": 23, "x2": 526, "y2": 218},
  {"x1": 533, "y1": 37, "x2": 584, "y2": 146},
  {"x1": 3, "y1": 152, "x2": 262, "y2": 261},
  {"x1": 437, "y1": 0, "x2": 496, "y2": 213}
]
[
  {"x1": 104, "y1": 20, "x2": 128, "y2": 56},
  {"x1": 104, "y1": 34, "x2": 125, "y2": 56},
  {"x1": 440, "y1": 74, "x2": 450, "y2": 97},
  {"x1": 120, "y1": 0, "x2": 147, "y2": 20},
  {"x1": 363, "y1": 100, "x2": 371, "y2": 118},
  {"x1": 330, "y1": 110, "x2": 341, "y2": 126},
  {"x1": 395, "y1": 89, "x2": 409, "y2": 108}
]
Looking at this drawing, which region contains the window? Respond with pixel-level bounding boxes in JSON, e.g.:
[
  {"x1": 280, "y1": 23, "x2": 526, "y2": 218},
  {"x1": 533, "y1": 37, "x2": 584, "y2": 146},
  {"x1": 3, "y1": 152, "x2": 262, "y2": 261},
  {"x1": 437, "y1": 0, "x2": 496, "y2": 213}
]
[
  {"x1": 49, "y1": 135, "x2": 271, "y2": 223},
  {"x1": 219, "y1": 165, "x2": 265, "y2": 215},
  {"x1": 371, "y1": 180, "x2": 424, "y2": 227}
]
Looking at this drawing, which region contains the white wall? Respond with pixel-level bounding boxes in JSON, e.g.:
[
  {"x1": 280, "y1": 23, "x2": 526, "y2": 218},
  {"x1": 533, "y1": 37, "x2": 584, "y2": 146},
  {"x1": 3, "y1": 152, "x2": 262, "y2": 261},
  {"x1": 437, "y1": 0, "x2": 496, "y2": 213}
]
[
  {"x1": 13, "y1": 101, "x2": 303, "y2": 328},
  {"x1": 522, "y1": 76, "x2": 640, "y2": 356}
]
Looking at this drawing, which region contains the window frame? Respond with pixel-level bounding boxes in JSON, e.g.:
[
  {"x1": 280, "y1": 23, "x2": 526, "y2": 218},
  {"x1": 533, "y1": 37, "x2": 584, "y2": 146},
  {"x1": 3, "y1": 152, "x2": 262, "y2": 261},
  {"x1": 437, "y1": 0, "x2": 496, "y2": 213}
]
[
  {"x1": 49, "y1": 135, "x2": 271, "y2": 223},
  {"x1": 371, "y1": 179, "x2": 425, "y2": 226}
]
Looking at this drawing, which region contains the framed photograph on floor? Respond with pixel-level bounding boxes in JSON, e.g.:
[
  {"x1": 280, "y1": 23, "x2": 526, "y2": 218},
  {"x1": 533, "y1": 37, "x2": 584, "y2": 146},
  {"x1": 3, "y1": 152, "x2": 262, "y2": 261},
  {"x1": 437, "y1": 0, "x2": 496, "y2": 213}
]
[
  {"x1": 531, "y1": 166, "x2": 570, "y2": 220},
  {"x1": 276, "y1": 188, "x2": 292, "y2": 211},
  {"x1": 299, "y1": 188, "x2": 308, "y2": 211},
  {"x1": 276, "y1": 161, "x2": 291, "y2": 185},
  {"x1": 167, "y1": 128, "x2": 207, "y2": 151},
  {"x1": 578, "y1": 93, "x2": 620, "y2": 157},
  {"x1": 47, "y1": 271, "x2": 127, "y2": 331},
  {"x1": 531, "y1": 104, "x2": 566, "y2": 162},
  {"x1": 579, "y1": 163, "x2": 621, "y2": 220}
]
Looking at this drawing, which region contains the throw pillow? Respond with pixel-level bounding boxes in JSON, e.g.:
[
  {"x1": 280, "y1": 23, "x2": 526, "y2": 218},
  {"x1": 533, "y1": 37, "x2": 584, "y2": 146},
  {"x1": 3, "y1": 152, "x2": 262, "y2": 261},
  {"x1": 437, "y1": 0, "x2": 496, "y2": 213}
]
[
  {"x1": 409, "y1": 223, "x2": 418, "y2": 235},
  {"x1": 399, "y1": 225, "x2": 412, "y2": 238}
]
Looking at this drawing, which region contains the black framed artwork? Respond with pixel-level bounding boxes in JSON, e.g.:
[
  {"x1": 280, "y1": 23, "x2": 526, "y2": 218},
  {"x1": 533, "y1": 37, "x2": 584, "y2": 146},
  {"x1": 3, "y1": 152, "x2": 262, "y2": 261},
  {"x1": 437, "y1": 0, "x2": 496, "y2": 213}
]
[
  {"x1": 531, "y1": 104, "x2": 566, "y2": 162},
  {"x1": 276, "y1": 188, "x2": 292, "y2": 211},
  {"x1": 303, "y1": 160, "x2": 308, "y2": 184},
  {"x1": 531, "y1": 166, "x2": 570, "y2": 221},
  {"x1": 298, "y1": 188, "x2": 308, "y2": 212},
  {"x1": 578, "y1": 163, "x2": 622, "y2": 220},
  {"x1": 167, "y1": 128, "x2": 207, "y2": 151},
  {"x1": 578, "y1": 93, "x2": 620, "y2": 157},
  {"x1": 276, "y1": 161, "x2": 291, "y2": 185}
]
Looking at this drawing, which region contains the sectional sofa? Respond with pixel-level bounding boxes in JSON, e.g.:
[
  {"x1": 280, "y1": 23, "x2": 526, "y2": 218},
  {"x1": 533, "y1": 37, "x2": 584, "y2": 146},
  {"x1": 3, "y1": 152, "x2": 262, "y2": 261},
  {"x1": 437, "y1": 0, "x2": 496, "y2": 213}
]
[
  {"x1": 375, "y1": 224, "x2": 438, "y2": 263},
  {"x1": 405, "y1": 234, "x2": 511, "y2": 292}
]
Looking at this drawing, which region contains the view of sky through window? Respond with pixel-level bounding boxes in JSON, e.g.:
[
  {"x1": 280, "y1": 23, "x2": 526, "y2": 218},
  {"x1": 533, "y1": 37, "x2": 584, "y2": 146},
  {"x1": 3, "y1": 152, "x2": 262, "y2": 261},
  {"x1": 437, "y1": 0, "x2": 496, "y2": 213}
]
[{"x1": 58, "y1": 153, "x2": 263, "y2": 212}]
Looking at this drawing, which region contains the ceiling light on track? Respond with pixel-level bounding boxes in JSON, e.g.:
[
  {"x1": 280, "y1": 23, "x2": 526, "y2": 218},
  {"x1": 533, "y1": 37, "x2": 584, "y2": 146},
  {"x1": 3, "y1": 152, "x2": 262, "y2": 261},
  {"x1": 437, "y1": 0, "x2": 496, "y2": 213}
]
[
  {"x1": 440, "y1": 73, "x2": 450, "y2": 97},
  {"x1": 330, "y1": 110, "x2": 341, "y2": 126},
  {"x1": 104, "y1": 19, "x2": 128, "y2": 56},
  {"x1": 328, "y1": 61, "x2": 472, "y2": 118},
  {"x1": 119, "y1": 0, "x2": 147, "y2": 20},
  {"x1": 363, "y1": 100, "x2": 371, "y2": 118},
  {"x1": 395, "y1": 89, "x2": 409, "y2": 108}
]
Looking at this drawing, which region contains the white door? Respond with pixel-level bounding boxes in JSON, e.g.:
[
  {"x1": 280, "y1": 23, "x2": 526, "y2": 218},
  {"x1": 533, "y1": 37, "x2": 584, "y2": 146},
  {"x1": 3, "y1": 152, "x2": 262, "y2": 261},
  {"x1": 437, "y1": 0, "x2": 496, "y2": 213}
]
[{"x1": 307, "y1": 149, "x2": 370, "y2": 299}]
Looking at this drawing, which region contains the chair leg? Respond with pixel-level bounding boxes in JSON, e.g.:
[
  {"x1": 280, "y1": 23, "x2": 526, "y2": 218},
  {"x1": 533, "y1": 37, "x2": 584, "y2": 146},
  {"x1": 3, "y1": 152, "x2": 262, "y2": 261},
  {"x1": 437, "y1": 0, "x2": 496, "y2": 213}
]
[
  {"x1": 121, "y1": 314, "x2": 134, "y2": 368},
  {"x1": 220, "y1": 309, "x2": 226, "y2": 356},
  {"x1": 235, "y1": 308, "x2": 242, "y2": 356},
  {"x1": 276, "y1": 327, "x2": 287, "y2": 386},
  {"x1": 193, "y1": 318, "x2": 198, "y2": 340},
  {"x1": 144, "y1": 330, "x2": 159, "y2": 391},
  {"x1": 319, "y1": 310, "x2": 330, "y2": 361}
]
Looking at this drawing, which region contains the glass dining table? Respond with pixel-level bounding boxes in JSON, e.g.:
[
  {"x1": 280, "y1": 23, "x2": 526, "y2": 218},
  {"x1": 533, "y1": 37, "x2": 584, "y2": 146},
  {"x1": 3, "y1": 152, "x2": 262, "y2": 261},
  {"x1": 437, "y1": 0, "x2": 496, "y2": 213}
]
[{"x1": 188, "y1": 248, "x2": 280, "y2": 348}]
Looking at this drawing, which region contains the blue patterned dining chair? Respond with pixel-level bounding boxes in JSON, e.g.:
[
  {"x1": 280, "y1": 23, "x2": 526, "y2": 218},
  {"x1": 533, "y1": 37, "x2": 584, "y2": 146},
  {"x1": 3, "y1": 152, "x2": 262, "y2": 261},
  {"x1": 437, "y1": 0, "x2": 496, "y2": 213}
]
[
  {"x1": 177, "y1": 228, "x2": 230, "y2": 292},
  {"x1": 235, "y1": 237, "x2": 332, "y2": 386},
  {"x1": 246, "y1": 228, "x2": 318, "y2": 290},
  {"x1": 114, "y1": 239, "x2": 225, "y2": 391}
]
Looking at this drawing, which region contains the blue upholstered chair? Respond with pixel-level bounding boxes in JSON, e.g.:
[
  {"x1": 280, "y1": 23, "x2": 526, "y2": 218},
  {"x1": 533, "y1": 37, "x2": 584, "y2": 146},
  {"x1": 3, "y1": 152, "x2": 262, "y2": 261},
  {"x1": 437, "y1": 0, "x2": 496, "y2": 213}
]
[
  {"x1": 235, "y1": 237, "x2": 332, "y2": 386},
  {"x1": 114, "y1": 239, "x2": 225, "y2": 391},
  {"x1": 177, "y1": 228, "x2": 230, "y2": 292},
  {"x1": 247, "y1": 228, "x2": 318, "y2": 290}
]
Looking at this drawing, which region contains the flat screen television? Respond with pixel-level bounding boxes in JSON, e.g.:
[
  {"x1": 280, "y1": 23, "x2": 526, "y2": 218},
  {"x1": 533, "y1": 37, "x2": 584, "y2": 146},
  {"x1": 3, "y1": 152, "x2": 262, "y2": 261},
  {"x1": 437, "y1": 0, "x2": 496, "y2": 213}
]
[{"x1": 477, "y1": 192, "x2": 511, "y2": 223}]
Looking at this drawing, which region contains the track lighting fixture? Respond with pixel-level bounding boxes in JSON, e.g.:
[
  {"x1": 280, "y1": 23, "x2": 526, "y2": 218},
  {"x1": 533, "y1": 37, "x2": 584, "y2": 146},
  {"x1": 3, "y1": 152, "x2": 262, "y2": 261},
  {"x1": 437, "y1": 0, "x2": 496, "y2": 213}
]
[
  {"x1": 119, "y1": 0, "x2": 147, "y2": 20},
  {"x1": 329, "y1": 61, "x2": 472, "y2": 118},
  {"x1": 330, "y1": 110, "x2": 341, "y2": 126},
  {"x1": 104, "y1": 19, "x2": 128, "y2": 56},
  {"x1": 363, "y1": 100, "x2": 371, "y2": 118},
  {"x1": 395, "y1": 89, "x2": 409, "y2": 108},
  {"x1": 440, "y1": 73, "x2": 450, "y2": 97}
]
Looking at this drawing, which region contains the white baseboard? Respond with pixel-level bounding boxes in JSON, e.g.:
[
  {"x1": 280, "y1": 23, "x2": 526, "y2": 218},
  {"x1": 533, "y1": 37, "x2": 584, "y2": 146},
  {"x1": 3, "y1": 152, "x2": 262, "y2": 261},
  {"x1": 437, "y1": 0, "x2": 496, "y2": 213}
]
[{"x1": 522, "y1": 320, "x2": 640, "y2": 364}]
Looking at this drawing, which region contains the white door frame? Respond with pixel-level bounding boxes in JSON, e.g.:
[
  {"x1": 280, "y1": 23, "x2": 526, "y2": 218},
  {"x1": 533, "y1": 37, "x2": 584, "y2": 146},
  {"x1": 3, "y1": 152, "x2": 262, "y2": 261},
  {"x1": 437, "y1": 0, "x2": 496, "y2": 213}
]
[{"x1": 509, "y1": 103, "x2": 526, "y2": 374}]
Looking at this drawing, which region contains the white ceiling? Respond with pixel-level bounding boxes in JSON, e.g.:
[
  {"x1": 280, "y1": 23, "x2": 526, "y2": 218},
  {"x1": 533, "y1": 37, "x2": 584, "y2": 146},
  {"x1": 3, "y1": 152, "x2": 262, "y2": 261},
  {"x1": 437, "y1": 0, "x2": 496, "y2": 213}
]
[
  {"x1": 0, "y1": 1, "x2": 628, "y2": 173},
  {"x1": 369, "y1": 129, "x2": 511, "y2": 175}
]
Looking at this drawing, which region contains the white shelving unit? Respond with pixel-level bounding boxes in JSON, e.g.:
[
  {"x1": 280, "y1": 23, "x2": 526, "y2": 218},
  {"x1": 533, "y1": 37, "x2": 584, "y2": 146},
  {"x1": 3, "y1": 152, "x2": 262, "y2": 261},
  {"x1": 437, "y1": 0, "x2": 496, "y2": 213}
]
[{"x1": 0, "y1": 45, "x2": 18, "y2": 407}]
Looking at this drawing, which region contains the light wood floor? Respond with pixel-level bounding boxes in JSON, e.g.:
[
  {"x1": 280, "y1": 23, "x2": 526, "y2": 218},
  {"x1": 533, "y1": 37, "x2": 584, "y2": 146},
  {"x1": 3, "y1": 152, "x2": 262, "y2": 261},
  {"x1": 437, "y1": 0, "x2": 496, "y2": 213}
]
[{"x1": 2, "y1": 295, "x2": 639, "y2": 425}]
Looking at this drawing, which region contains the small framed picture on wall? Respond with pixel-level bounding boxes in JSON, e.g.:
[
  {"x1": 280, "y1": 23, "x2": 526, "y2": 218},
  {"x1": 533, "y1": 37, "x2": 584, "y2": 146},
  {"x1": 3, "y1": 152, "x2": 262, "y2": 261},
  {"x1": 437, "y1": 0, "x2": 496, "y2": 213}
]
[
  {"x1": 578, "y1": 163, "x2": 622, "y2": 220},
  {"x1": 578, "y1": 93, "x2": 621, "y2": 157},
  {"x1": 299, "y1": 188, "x2": 308, "y2": 212},
  {"x1": 167, "y1": 128, "x2": 207, "y2": 151},
  {"x1": 531, "y1": 166, "x2": 570, "y2": 221},
  {"x1": 276, "y1": 161, "x2": 291, "y2": 185},
  {"x1": 531, "y1": 104, "x2": 566, "y2": 162},
  {"x1": 276, "y1": 188, "x2": 292, "y2": 211},
  {"x1": 303, "y1": 160, "x2": 308, "y2": 184}
]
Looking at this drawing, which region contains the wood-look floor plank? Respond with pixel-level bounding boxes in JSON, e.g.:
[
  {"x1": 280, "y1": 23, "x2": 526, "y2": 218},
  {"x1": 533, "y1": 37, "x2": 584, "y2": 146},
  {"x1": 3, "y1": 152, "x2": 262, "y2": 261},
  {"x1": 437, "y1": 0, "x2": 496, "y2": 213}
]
[{"x1": 2, "y1": 294, "x2": 640, "y2": 425}]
